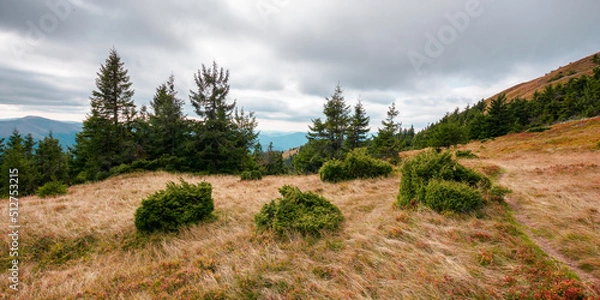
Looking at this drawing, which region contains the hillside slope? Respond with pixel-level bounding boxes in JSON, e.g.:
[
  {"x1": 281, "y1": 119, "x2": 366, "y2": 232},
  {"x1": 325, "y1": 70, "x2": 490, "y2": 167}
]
[
  {"x1": 1, "y1": 118, "x2": 599, "y2": 298},
  {"x1": 460, "y1": 116, "x2": 600, "y2": 291},
  {"x1": 487, "y1": 51, "x2": 599, "y2": 102}
]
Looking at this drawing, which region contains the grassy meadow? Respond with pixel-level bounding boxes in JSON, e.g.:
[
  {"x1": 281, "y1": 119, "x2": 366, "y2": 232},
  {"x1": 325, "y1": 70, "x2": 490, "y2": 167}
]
[{"x1": 2, "y1": 117, "x2": 600, "y2": 299}]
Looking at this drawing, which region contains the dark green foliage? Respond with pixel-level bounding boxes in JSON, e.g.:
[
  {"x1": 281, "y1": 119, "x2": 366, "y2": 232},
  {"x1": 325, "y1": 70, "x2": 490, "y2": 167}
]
[
  {"x1": 241, "y1": 170, "x2": 263, "y2": 181},
  {"x1": 370, "y1": 102, "x2": 402, "y2": 163},
  {"x1": 294, "y1": 85, "x2": 351, "y2": 173},
  {"x1": 134, "y1": 180, "x2": 214, "y2": 233},
  {"x1": 34, "y1": 132, "x2": 69, "y2": 185},
  {"x1": 37, "y1": 181, "x2": 68, "y2": 198},
  {"x1": 424, "y1": 180, "x2": 483, "y2": 213},
  {"x1": 428, "y1": 121, "x2": 468, "y2": 149},
  {"x1": 255, "y1": 142, "x2": 288, "y2": 175},
  {"x1": 0, "y1": 130, "x2": 37, "y2": 196},
  {"x1": 318, "y1": 159, "x2": 349, "y2": 183},
  {"x1": 398, "y1": 150, "x2": 489, "y2": 212},
  {"x1": 345, "y1": 99, "x2": 370, "y2": 151},
  {"x1": 319, "y1": 148, "x2": 393, "y2": 183},
  {"x1": 70, "y1": 48, "x2": 139, "y2": 182},
  {"x1": 254, "y1": 185, "x2": 344, "y2": 237},
  {"x1": 189, "y1": 62, "x2": 258, "y2": 174},
  {"x1": 148, "y1": 74, "x2": 188, "y2": 159}
]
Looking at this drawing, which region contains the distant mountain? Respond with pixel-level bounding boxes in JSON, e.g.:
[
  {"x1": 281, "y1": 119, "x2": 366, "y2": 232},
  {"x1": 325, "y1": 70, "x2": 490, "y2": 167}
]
[
  {"x1": 0, "y1": 116, "x2": 307, "y2": 152},
  {"x1": 0, "y1": 116, "x2": 82, "y2": 149},
  {"x1": 257, "y1": 131, "x2": 307, "y2": 151}
]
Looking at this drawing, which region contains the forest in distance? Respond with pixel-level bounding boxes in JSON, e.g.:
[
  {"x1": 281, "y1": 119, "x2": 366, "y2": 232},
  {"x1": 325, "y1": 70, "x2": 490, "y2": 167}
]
[{"x1": 1, "y1": 48, "x2": 600, "y2": 198}]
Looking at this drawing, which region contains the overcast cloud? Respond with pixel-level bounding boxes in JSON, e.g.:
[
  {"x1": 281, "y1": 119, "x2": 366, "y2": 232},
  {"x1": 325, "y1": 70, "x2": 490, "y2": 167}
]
[{"x1": 1, "y1": 0, "x2": 599, "y2": 131}]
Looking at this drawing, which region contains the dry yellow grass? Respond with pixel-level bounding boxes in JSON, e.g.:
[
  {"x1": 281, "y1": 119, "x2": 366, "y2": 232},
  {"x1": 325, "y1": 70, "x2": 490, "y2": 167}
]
[
  {"x1": 460, "y1": 116, "x2": 600, "y2": 292},
  {"x1": 2, "y1": 117, "x2": 599, "y2": 299}
]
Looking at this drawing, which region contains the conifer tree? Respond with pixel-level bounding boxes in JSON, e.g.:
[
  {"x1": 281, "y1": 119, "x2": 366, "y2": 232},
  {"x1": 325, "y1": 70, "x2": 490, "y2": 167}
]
[
  {"x1": 189, "y1": 61, "x2": 257, "y2": 173},
  {"x1": 0, "y1": 130, "x2": 36, "y2": 196},
  {"x1": 371, "y1": 102, "x2": 402, "y2": 163},
  {"x1": 149, "y1": 74, "x2": 187, "y2": 158},
  {"x1": 34, "y1": 132, "x2": 69, "y2": 185},
  {"x1": 71, "y1": 48, "x2": 138, "y2": 181},
  {"x1": 487, "y1": 93, "x2": 511, "y2": 137},
  {"x1": 294, "y1": 84, "x2": 351, "y2": 173},
  {"x1": 345, "y1": 99, "x2": 370, "y2": 151}
]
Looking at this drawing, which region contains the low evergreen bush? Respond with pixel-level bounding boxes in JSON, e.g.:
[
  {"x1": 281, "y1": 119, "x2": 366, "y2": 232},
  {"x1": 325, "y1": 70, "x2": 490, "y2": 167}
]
[
  {"x1": 254, "y1": 185, "x2": 344, "y2": 237},
  {"x1": 36, "y1": 181, "x2": 68, "y2": 198},
  {"x1": 134, "y1": 179, "x2": 214, "y2": 233},
  {"x1": 241, "y1": 170, "x2": 263, "y2": 181},
  {"x1": 319, "y1": 148, "x2": 393, "y2": 183},
  {"x1": 398, "y1": 150, "x2": 489, "y2": 213},
  {"x1": 319, "y1": 159, "x2": 349, "y2": 183},
  {"x1": 424, "y1": 180, "x2": 483, "y2": 213}
]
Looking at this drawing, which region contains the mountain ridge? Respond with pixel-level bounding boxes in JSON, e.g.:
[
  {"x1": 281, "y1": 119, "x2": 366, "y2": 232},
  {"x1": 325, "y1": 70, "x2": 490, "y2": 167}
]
[{"x1": 0, "y1": 116, "x2": 307, "y2": 151}]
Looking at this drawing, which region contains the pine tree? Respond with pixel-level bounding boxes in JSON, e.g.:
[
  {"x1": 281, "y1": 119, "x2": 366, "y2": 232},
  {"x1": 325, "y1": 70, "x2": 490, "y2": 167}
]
[
  {"x1": 0, "y1": 130, "x2": 36, "y2": 196},
  {"x1": 189, "y1": 61, "x2": 256, "y2": 173},
  {"x1": 263, "y1": 142, "x2": 287, "y2": 175},
  {"x1": 34, "y1": 132, "x2": 69, "y2": 185},
  {"x1": 294, "y1": 84, "x2": 351, "y2": 173},
  {"x1": 487, "y1": 93, "x2": 511, "y2": 137},
  {"x1": 149, "y1": 74, "x2": 187, "y2": 158},
  {"x1": 323, "y1": 84, "x2": 351, "y2": 158},
  {"x1": 371, "y1": 102, "x2": 402, "y2": 163},
  {"x1": 345, "y1": 98, "x2": 370, "y2": 151},
  {"x1": 71, "y1": 48, "x2": 138, "y2": 181}
]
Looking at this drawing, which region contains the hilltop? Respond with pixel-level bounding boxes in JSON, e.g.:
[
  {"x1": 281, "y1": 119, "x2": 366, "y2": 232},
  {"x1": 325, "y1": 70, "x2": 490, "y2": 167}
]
[
  {"x1": 487, "y1": 51, "x2": 600, "y2": 102},
  {"x1": 1, "y1": 117, "x2": 599, "y2": 299}
]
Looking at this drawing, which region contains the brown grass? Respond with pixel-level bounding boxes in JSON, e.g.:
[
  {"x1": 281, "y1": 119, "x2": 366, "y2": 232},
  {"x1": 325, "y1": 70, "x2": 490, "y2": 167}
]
[
  {"x1": 460, "y1": 116, "x2": 600, "y2": 294},
  {"x1": 2, "y1": 118, "x2": 599, "y2": 299}
]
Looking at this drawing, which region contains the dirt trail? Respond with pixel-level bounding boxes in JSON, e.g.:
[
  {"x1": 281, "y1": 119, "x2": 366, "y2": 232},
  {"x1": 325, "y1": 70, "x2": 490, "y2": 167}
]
[{"x1": 504, "y1": 195, "x2": 600, "y2": 288}]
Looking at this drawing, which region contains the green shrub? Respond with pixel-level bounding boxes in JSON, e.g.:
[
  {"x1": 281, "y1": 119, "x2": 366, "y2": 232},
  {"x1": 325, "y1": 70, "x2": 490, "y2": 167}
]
[
  {"x1": 319, "y1": 148, "x2": 393, "y2": 183},
  {"x1": 241, "y1": 170, "x2": 263, "y2": 181},
  {"x1": 398, "y1": 150, "x2": 489, "y2": 212},
  {"x1": 455, "y1": 149, "x2": 478, "y2": 159},
  {"x1": 319, "y1": 159, "x2": 349, "y2": 183},
  {"x1": 424, "y1": 180, "x2": 483, "y2": 213},
  {"x1": 36, "y1": 181, "x2": 68, "y2": 198},
  {"x1": 109, "y1": 163, "x2": 132, "y2": 176},
  {"x1": 134, "y1": 179, "x2": 214, "y2": 233},
  {"x1": 345, "y1": 148, "x2": 394, "y2": 179},
  {"x1": 254, "y1": 185, "x2": 344, "y2": 237}
]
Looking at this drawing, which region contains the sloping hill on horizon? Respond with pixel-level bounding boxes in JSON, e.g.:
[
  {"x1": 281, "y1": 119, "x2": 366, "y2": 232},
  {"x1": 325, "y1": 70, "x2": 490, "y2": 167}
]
[
  {"x1": 0, "y1": 116, "x2": 82, "y2": 148},
  {"x1": 487, "y1": 51, "x2": 600, "y2": 102}
]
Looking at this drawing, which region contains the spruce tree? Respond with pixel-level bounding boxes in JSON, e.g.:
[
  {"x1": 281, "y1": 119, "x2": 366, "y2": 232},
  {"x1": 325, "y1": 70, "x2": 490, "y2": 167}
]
[
  {"x1": 71, "y1": 48, "x2": 137, "y2": 181},
  {"x1": 487, "y1": 93, "x2": 511, "y2": 137},
  {"x1": 0, "y1": 130, "x2": 36, "y2": 196},
  {"x1": 371, "y1": 102, "x2": 402, "y2": 163},
  {"x1": 345, "y1": 98, "x2": 370, "y2": 150},
  {"x1": 149, "y1": 74, "x2": 187, "y2": 159},
  {"x1": 294, "y1": 85, "x2": 351, "y2": 173},
  {"x1": 323, "y1": 84, "x2": 351, "y2": 159},
  {"x1": 189, "y1": 61, "x2": 257, "y2": 173},
  {"x1": 34, "y1": 132, "x2": 69, "y2": 185}
]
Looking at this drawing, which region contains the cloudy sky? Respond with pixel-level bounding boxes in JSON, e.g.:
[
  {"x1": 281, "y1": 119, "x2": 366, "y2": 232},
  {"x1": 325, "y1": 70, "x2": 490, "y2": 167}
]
[{"x1": 1, "y1": 0, "x2": 599, "y2": 132}]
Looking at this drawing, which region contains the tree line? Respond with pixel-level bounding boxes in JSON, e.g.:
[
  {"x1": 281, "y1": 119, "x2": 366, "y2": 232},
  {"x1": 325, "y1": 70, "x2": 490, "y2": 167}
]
[
  {"x1": 2, "y1": 51, "x2": 599, "y2": 196},
  {"x1": 414, "y1": 55, "x2": 600, "y2": 149},
  {"x1": 1, "y1": 48, "x2": 287, "y2": 197}
]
